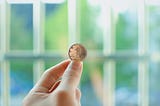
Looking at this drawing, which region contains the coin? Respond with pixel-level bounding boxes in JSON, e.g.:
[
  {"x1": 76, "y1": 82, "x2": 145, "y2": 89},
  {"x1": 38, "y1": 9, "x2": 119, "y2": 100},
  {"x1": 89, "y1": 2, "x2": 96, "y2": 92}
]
[{"x1": 68, "y1": 43, "x2": 87, "y2": 61}]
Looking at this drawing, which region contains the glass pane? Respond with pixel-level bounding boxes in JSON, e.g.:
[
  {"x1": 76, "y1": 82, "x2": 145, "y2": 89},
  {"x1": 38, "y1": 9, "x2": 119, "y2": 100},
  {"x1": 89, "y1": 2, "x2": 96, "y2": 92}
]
[
  {"x1": 115, "y1": 2, "x2": 138, "y2": 51},
  {"x1": 45, "y1": 59, "x2": 64, "y2": 70},
  {"x1": 149, "y1": 5, "x2": 160, "y2": 106},
  {"x1": 80, "y1": 0, "x2": 103, "y2": 50},
  {"x1": 0, "y1": 5, "x2": 1, "y2": 51},
  {"x1": 45, "y1": 3, "x2": 68, "y2": 52},
  {"x1": 149, "y1": 6, "x2": 160, "y2": 52},
  {"x1": 0, "y1": 66, "x2": 1, "y2": 106},
  {"x1": 81, "y1": 61, "x2": 102, "y2": 106},
  {"x1": 0, "y1": 4, "x2": 2, "y2": 102},
  {"x1": 116, "y1": 61, "x2": 138, "y2": 106},
  {"x1": 10, "y1": 60, "x2": 33, "y2": 106},
  {"x1": 149, "y1": 62, "x2": 160, "y2": 106},
  {"x1": 10, "y1": 4, "x2": 33, "y2": 50}
]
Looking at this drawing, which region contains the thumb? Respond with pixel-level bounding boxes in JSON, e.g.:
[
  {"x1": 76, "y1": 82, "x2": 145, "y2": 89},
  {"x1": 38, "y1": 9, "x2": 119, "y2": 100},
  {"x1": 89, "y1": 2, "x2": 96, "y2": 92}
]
[{"x1": 59, "y1": 61, "x2": 83, "y2": 90}]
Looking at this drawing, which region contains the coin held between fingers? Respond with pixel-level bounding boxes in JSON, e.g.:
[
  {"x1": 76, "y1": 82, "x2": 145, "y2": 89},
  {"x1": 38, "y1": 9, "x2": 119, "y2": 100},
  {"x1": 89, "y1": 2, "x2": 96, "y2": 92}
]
[{"x1": 68, "y1": 43, "x2": 87, "y2": 61}]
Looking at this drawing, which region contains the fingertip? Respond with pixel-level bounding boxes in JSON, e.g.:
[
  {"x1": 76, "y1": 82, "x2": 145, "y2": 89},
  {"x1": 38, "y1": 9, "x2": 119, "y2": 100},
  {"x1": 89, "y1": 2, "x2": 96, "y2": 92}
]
[{"x1": 69, "y1": 61, "x2": 83, "y2": 71}]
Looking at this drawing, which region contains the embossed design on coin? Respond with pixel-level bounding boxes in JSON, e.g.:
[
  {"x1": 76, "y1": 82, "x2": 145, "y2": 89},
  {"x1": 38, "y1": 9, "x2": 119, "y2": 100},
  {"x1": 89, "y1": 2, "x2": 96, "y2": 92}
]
[{"x1": 68, "y1": 43, "x2": 87, "y2": 61}]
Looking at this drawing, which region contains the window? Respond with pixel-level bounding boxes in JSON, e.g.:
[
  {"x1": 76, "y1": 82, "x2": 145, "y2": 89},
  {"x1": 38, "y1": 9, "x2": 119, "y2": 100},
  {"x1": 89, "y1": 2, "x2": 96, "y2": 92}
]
[{"x1": 0, "y1": 0, "x2": 160, "y2": 106}]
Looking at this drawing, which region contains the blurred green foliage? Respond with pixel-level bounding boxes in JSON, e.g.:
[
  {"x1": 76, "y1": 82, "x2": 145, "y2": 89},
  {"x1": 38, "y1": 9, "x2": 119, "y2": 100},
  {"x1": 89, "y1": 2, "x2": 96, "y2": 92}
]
[
  {"x1": 10, "y1": 9, "x2": 33, "y2": 50},
  {"x1": 45, "y1": 3, "x2": 68, "y2": 52},
  {"x1": 80, "y1": 0, "x2": 103, "y2": 50},
  {"x1": 116, "y1": 13, "x2": 138, "y2": 50}
]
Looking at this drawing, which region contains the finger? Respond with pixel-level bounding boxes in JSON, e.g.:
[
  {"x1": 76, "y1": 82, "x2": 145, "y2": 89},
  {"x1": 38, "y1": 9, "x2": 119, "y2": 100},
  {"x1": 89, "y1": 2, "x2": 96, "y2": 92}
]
[
  {"x1": 76, "y1": 88, "x2": 81, "y2": 106},
  {"x1": 59, "y1": 61, "x2": 83, "y2": 90},
  {"x1": 75, "y1": 88, "x2": 81, "y2": 101},
  {"x1": 33, "y1": 60, "x2": 70, "y2": 93}
]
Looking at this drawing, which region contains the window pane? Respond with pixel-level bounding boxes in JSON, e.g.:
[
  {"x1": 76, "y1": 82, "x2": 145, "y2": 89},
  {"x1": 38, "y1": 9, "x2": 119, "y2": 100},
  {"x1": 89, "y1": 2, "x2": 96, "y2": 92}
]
[
  {"x1": 0, "y1": 67, "x2": 1, "y2": 106},
  {"x1": 80, "y1": 0, "x2": 103, "y2": 50},
  {"x1": 81, "y1": 61, "x2": 103, "y2": 106},
  {"x1": 0, "y1": 4, "x2": 2, "y2": 102},
  {"x1": 10, "y1": 60, "x2": 33, "y2": 106},
  {"x1": 149, "y1": 62, "x2": 160, "y2": 106},
  {"x1": 45, "y1": 59, "x2": 64, "y2": 70},
  {"x1": 149, "y1": 6, "x2": 160, "y2": 106},
  {"x1": 45, "y1": 3, "x2": 68, "y2": 52},
  {"x1": 0, "y1": 5, "x2": 1, "y2": 51},
  {"x1": 10, "y1": 4, "x2": 33, "y2": 51},
  {"x1": 149, "y1": 6, "x2": 160, "y2": 52},
  {"x1": 116, "y1": 61, "x2": 138, "y2": 106},
  {"x1": 115, "y1": 7, "x2": 138, "y2": 51}
]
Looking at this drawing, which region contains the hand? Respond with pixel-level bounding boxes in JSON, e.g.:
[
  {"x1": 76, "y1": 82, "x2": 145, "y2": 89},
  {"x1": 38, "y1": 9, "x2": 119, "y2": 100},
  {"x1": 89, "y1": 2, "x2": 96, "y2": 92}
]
[{"x1": 23, "y1": 60, "x2": 83, "y2": 106}]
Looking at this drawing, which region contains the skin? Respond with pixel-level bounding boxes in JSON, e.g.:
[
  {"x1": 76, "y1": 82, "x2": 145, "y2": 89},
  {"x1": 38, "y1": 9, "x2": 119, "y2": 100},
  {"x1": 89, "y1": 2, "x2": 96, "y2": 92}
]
[{"x1": 23, "y1": 60, "x2": 83, "y2": 106}]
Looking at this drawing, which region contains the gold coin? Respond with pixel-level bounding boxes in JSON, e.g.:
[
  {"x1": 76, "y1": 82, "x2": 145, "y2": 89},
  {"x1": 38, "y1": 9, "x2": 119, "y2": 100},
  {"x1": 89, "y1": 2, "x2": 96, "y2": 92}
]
[{"x1": 68, "y1": 43, "x2": 87, "y2": 61}]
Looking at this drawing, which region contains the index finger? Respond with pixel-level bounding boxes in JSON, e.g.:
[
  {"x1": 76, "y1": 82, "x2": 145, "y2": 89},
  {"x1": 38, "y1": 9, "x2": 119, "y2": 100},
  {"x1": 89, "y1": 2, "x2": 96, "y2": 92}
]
[{"x1": 33, "y1": 60, "x2": 70, "y2": 93}]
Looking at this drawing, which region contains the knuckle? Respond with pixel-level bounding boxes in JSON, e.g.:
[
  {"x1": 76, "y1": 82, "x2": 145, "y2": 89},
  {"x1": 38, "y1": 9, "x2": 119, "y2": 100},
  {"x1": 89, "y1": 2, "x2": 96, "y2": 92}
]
[{"x1": 55, "y1": 90, "x2": 71, "y2": 99}]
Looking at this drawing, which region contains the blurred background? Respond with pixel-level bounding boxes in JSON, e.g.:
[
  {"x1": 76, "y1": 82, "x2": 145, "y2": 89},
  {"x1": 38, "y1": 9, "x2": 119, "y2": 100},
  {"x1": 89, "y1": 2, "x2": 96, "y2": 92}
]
[{"x1": 0, "y1": 0, "x2": 160, "y2": 106}]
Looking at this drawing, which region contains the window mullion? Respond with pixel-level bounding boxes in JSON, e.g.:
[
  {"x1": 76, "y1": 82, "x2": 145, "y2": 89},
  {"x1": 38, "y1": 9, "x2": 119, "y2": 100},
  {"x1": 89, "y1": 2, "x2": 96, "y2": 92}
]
[
  {"x1": 138, "y1": 0, "x2": 149, "y2": 106},
  {"x1": 68, "y1": 0, "x2": 79, "y2": 45},
  {"x1": 33, "y1": 1, "x2": 45, "y2": 84},
  {"x1": 102, "y1": 0, "x2": 115, "y2": 106},
  {"x1": 0, "y1": 1, "x2": 10, "y2": 106}
]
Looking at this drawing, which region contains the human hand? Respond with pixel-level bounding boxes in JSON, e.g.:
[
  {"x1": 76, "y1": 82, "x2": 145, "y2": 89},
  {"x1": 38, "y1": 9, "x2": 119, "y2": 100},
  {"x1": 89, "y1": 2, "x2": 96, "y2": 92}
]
[{"x1": 23, "y1": 60, "x2": 83, "y2": 106}]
